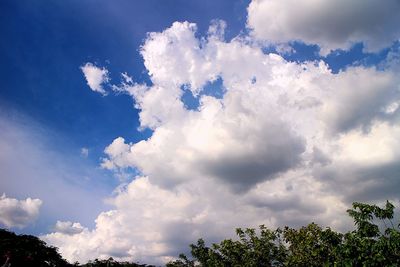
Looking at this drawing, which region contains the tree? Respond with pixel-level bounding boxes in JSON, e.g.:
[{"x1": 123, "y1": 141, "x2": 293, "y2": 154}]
[
  {"x1": 168, "y1": 201, "x2": 400, "y2": 266},
  {"x1": 0, "y1": 228, "x2": 71, "y2": 267},
  {"x1": 283, "y1": 223, "x2": 342, "y2": 266},
  {"x1": 167, "y1": 227, "x2": 286, "y2": 267},
  {"x1": 339, "y1": 201, "x2": 400, "y2": 266}
]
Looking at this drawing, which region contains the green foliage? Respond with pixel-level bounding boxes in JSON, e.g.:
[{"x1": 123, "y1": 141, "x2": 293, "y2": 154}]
[
  {"x1": 283, "y1": 223, "x2": 342, "y2": 266},
  {"x1": 167, "y1": 227, "x2": 286, "y2": 267},
  {"x1": 168, "y1": 201, "x2": 400, "y2": 266},
  {"x1": 339, "y1": 201, "x2": 400, "y2": 266},
  {"x1": 80, "y1": 257, "x2": 152, "y2": 267}
]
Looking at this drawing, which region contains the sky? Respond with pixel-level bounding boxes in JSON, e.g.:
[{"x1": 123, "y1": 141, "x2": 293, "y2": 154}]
[{"x1": 1, "y1": 0, "x2": 400, "y2": 264}]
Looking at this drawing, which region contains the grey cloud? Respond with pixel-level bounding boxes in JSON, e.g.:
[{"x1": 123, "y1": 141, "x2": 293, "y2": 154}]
[
  {"x1": 160, "y1": 222, "x2": 206, "y2": 256},
  {"x1": 199, "y1": 120, "x2": 306, "y2": 192},
  {"x1": 247, "y1": 194, "x2": 325, "y2": 216},
  {"x1": 342, "y1": 163, "x2": 400, "y2": 203},
  {"x1": 294, "y1": 96, "x2": 322, "y2": 110},
  {"x1": 101, "y1": 249, "x2": 130, "y2": 259},
  {"x1": 248, "y1": 0, "x2": 400, "y2": 55},
  {"x1": 323, "y1": 67, "x2": 400, "y2": 134},
  {"x1": 311, "y1": 147, "x2": 331, "y2": 166},
  {"x1": 54, "y1": 221, "x2": 85, "y2": 235},
  {"x1": 0, "y1": 194, "x2": 42, "y2": 229},
  {"x1": 315, "y1": 161, "x2": 400, "y2": 205}
]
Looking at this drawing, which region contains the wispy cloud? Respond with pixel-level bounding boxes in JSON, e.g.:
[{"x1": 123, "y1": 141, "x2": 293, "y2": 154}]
[{"x1": 0, "y1": 111, "x2": 111, "y2": 233}]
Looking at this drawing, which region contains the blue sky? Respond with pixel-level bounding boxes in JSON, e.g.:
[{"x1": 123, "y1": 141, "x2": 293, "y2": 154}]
[
  {"x1": 0, "y1": 0, "x2": 252, "y2": 175},
  {"x1": 0, "y1": 0, "x2": 248, "y2": 230},
  {"x1": 1, "y1": 0, "x2": 400, "y2": 265}
]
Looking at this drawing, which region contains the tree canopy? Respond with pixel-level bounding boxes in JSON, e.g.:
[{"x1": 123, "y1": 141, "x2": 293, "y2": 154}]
[
  {"x1": 167, "y1": 201, "x2": 400, "y2": 266},
  {"x1": 0, "y1": 228, "x2": 70, "y2": 267}
]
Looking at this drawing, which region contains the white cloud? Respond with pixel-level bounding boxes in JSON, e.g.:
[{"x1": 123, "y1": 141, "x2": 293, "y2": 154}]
[
  {"x1": 81, "y1": 63, "x2": 110, "y2": 95},
  {"x1": 0, "y1": 194, "x2": 42, "y2": 229},
  {"x1": 141, "y1": 21, "x2": 218, "y2": 95},
  {"x1": 54, "y1": 221, "x2": 85, "y2": 235},
  {"x1": 46, "y1": 17, "x2": 400, "y2": 265},
  {"x1": 43, "y1": 175, "x2": 348, "y2": 264},
  {"x1": 247, "y1": 0, "x2": 400, "y2": 55}
]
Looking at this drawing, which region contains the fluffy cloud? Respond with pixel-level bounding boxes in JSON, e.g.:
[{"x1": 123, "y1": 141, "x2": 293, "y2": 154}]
[
  {"x1": 247, "y1": 0, "x2": 400, "y2": 55},
  {"x1": 47, "y1": 12, "x2": 400, "y2": 265},
  {"x1": 81, "y1": 63, "x2": 110, "y2": 95},
  {"x1": 0, "y1": 194, "x2": 42, "y2": 228},
  {"x1": 314, "y1": 121, "x2": 400, "y2": 203},
  {"x1": 43, "y1": 175, "x2": 347, "y2": 264},
  {"x1": 54, "y1": 221, "x2": 85, "y2": 235}
]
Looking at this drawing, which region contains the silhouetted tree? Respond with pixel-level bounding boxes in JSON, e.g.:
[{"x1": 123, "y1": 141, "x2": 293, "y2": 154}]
[{"x1": 0, "y1": 229, "x2": 70, "y2": 266}]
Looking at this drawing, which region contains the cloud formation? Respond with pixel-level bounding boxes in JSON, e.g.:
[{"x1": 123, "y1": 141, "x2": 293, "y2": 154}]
[
  {"x1": 46, "y1": 3, "x2": 400, "y2": 265},
  {"x1": 81, "y1": 63, "x2": 110, "y2": 95},
  {"x1": 44, "y1": 175, "x2": 345, "y2": 264},
  {"x1": 247, "y1": 0, "x2": 400, "y2": 55},
  {"x1": 54, "y1": 221, "x2": 85, "y2": 235},
  {"x1": 0, "y1": 194, "x2": 42, "y2": 228}
]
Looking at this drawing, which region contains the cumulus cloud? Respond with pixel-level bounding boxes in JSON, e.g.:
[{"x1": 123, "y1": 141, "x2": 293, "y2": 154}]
[
  {"x1": 45, "y1": 14, "x2": 400, "y2": 265},
  {"x1": 314, "y1": 121, "x2": 400, "y2": 202},
  {"x1": 43, "y1": 175, "x2": 346, "y2": 264},
  {"x1": 141, "y1": 21, "x2": 217, "y2": 95},
  {"x1": 247, "y1": 0, "x2": 400, "y2": 55},
  {"x1": 54, "y1": 221, "x2": 85, "y2": 235},
  {"x1": 0, "y1": 194, "x2": 42, "y2": 229},
  {"x1": 81, "y1": 63, "x2": 110, "y2": 95}
]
